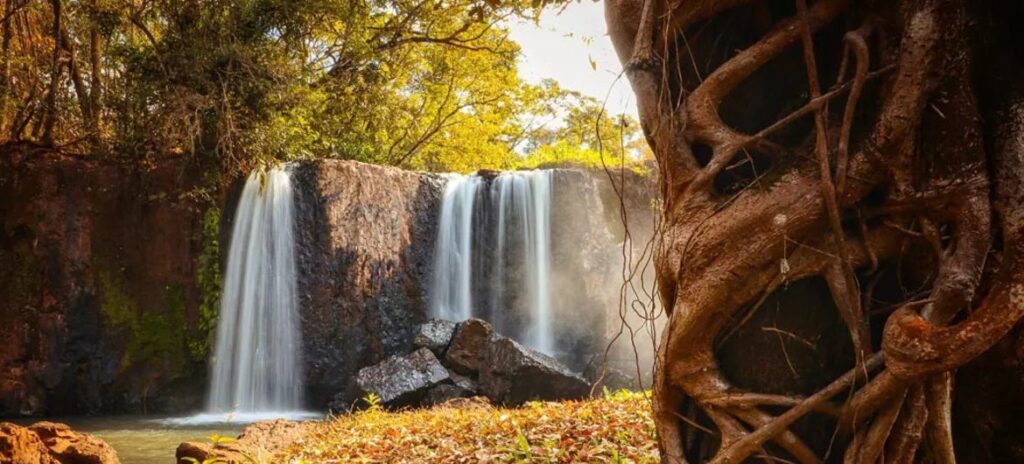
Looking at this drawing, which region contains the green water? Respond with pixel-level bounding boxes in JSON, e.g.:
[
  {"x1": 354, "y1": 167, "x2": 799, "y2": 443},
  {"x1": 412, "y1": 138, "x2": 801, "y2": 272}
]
[{"x1": 15, "y1": 416, "x2": 242, "y2": 464}]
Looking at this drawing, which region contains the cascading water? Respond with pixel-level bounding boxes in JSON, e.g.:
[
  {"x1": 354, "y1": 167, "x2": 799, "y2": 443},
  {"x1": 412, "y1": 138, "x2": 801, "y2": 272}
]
[
  {"x1": 430, "y1": 170, "x2": 555, "y2": 354},
  {"x1": 204, "y1": 165, "x2": 305, "y2": 419},
  {"x1": 431, "y1": 175, "x2": 483, "y2": 323}
]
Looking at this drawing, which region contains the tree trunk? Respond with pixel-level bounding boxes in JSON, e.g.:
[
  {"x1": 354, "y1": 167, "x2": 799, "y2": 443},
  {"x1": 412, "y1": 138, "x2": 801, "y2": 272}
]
[
  {"x1": 604, "y1": 0, "x2": 1024, "y2": 462},
  {"x1": 88, "y1": 0, "x2": 102, "y2": 147},
  {"x1": 61, "y1": 23, "x2": 94, "y2": 135},
  {"x1": 0, "y1": 0, "x2": 14, "y2": 132},
  {"x1": 42, "y1": 0, "x2": 62, "y2": 146}
]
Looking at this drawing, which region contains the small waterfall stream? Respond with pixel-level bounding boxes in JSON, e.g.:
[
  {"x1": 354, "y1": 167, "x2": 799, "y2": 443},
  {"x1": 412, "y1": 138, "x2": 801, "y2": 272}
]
[
  {"x1": 206, "y1": 166, "x2": 305, "y2": 417},
  {"x1": 430, "y1": 170, "x2": 555, "y2": 354}
]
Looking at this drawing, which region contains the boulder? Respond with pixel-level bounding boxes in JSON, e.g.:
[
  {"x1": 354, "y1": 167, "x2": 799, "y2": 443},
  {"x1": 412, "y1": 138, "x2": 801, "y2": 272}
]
[
  {"x1": 449, "y1": 371, "x2": 478, "y2": 393},
  {"x1": 177, "y1": 419, "x2": 310, "y2": 464},
  {"x1": 479, "y1": 336, "x2": 590, "y2": 405},
  {"x1": 584, "y1": 362, "x2": 638, "y2": 392},
  {"x1": 444, "y1": 319, "x2": 495, "y2": 374},
  {"x1": 0, "y1": 422, "x2": 58, "y2": 464},
  {"x1": 27, "y1": 422, "x2": 120, "y2": 464},
  {"x1": 0, "y1": 422, "x2": 119, "y2": 464},
  {"x1": 413, "y1": 319, "x2": 457, "y2": 355},
  {"x1": 424, "y1": 384, "x2": 472, "y2": 406},
  {"x1": 355, "y1": 348, "x2": 450, "y2": 407},
  {"x1": 326, "y1": 393, "x2": 353, "y2": 414}
]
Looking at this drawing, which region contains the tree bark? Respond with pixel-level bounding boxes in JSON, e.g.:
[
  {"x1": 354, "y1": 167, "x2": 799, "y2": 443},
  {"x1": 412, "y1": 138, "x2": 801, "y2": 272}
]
[
  {"x1": 88, "y1": 0, "x2": 101, "y2": 147},
  {"x1": 0, "y1": 0, "x2": 14, "y2": 132},
  {"x1": 604, "y1": 0, "x2": 1024, "y2": 461},
  {"x1": 42, "y1": 0, "x2": 62, "y2": 146}
]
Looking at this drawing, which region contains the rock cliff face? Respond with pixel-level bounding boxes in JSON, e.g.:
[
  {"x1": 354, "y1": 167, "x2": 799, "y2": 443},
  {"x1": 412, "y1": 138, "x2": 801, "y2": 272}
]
[
  {"x1": 0, "y1": 148, "x2": 659, "y2": 416},
  {"x1": 0, "y1": 144, "x2": 208, "y2": 416},
  {"x1": 289, "y1": 160, "x2": 446, "y2": 406}
]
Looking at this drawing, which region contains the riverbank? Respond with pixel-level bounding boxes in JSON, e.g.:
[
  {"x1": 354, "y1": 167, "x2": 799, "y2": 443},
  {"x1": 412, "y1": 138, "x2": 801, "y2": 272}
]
[{"x1": 7, "y1": 416, "x2": 244, "y2": 463}]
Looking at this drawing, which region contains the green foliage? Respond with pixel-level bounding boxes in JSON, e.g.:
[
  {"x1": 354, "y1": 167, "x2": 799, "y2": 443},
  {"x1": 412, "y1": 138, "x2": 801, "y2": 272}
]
[
  {"x1": 514, "y1": 80, "x2": 650, "y2": 171},
  {"x1": 361, "y1": 392, "x2": 383, "y2": 413},
  {"x1": 517, "y1": 140, "x2": 621, "y2": 170},
  {"x1": 191, "y1": 207, "x2": 223, "y2": 361},
  {"x1": 208, "y1": 434, "x2": 236, "y2": 446},
  {"x1": 510, "y1": 428, "x2": 534, "y2": 461},
  {"x1": 98, "y1": 269, "x2": 188, "y2": 375},
  {"x1": 0, "y1": 0, "x2": 650, "y2": 176}
]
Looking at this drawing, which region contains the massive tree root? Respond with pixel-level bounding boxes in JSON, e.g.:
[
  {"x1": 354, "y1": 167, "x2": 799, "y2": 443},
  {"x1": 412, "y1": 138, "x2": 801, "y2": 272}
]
[{"x1": 605, "y1": 0, "x2": 1024, "y2": 461}]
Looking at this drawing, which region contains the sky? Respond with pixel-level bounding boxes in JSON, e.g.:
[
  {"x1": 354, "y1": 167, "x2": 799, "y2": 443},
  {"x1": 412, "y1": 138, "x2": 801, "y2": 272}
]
[{"x1": 506, "y1": 1, "x2": 639, "y2": 121}]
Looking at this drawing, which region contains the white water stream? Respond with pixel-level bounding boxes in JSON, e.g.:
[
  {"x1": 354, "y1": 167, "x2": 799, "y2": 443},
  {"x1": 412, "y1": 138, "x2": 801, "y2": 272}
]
[
  {"x1": 205, "y1": 166, "x2": 305, "y2": 417},
  {"x1": 430, "y1": 170, "x2": 554, "y2": 354}
]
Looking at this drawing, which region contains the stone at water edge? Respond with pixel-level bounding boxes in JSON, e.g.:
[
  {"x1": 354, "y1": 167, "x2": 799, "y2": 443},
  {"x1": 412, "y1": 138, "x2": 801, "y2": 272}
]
[
  {"x1": 413, "y1": 319, "x2": 458, "y2": 355},
  {"x1": 444, "y1": 318, "x2": 495, "y2": 375},
  {"x1": 0, "y1": 421, "x2": 119, "y2": 464},
  {"x1": 177, "y1": 419, "x2": 309, "y2": 464},
  {"x1": 28, "y1": 422, "x2": 121, "y2": 464},
  {"x1": 355, "y1": 348, "x2": 450, "y2": 407},
  {"x1": 479, "y1": 336, "x2": 591, "y2": 405},
  {"x1": 0, "y1": 422, "x2": 59, "y2": 464}
]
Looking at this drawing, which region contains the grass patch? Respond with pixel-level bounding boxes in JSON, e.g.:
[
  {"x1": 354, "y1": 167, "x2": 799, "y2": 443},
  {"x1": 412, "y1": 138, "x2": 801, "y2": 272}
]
[{"x1": 284, "y1": 390, "x2": 657, "y2": 463}]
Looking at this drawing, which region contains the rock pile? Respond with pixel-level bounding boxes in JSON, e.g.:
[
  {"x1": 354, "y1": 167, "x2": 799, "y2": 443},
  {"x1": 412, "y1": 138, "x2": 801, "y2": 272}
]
[{"x1": 337, "y1": 318, "x2": 592, "y2": 410}]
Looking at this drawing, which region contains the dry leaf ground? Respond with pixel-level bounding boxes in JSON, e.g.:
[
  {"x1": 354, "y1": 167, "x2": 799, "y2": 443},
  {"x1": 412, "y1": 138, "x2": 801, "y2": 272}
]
[{"x1": 283, "y1": 390, "x2": 657, "y2": 463}]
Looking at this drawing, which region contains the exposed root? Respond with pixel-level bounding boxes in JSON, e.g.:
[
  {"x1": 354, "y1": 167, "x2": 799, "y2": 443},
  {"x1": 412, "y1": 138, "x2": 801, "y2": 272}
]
[
  {"x1": 924, "y1": 372, "x2": 956, "y2": 464},
  {"x1": 885, "y1": 385, "x2": 928, "y2": 463},
  {"x1": 835, "y1": 23, "x2": 872, "y2": 198},
  {"x1": 602, "y1": 0, "x2": 1024, "y2": 460},
  {"x1": 844, "y1": 390, "x2": 906, "y2": 464}
]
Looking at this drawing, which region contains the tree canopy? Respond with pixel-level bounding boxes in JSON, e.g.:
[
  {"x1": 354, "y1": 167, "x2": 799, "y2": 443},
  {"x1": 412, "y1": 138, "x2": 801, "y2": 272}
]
[{"x1": 0, "y1": 0, "x2": 646, "y2": 176}]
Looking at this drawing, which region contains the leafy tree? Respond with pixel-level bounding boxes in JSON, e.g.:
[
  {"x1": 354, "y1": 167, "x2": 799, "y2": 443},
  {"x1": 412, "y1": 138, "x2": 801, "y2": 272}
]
[
  {"x1": 515, "y1": 79, "x2": 650, "y2": 169},
  {"x1": 0, "y1": 0, "x2": 604, "y2": 171}
]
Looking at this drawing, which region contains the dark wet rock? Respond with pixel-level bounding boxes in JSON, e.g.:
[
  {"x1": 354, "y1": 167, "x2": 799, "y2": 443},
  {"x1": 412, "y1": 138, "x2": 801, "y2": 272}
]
[
  {"x1": 424, "y1": 384, "x2": 472, "y2": 406},
  {"x1": 444, "y1": 396, "x2": 493, "y2": 410},
  {"x1": 444, "y1": 319, "x2": 495, "y2": 375},
  {"x1": 584, "y1": 361, "x2": 639, "y2": 392},
  {"x1": 476, "y1": 169, "x2": 502, "y2": 179},
  {"x1": 326, "y1": 393, "x2": 352, "y2": 414},
  {"x1": 290, "y1": 160, "x2": 446, "y2": 408},
  {"x1": 413, "y1": 319, "x2": 457, "y2": 355},
  {"x1": 479, "y1": 336, "x2": 590, "y2": 405},
  {"x1": 177, "y1": 419, "x2": 310, "y2": 464},
  {"x1": 0, "y1": 421, "x2": 119, "y2": 464},
  {"x1": 449, "y1": 371, "x2": 477, "y2": 393},
  {"x1": 355, "y1": 348, "x2": 450, "y2": 407}
]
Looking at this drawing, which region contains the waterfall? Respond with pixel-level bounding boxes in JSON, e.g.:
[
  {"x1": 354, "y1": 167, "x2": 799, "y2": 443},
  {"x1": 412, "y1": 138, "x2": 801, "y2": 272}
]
[
  {"x1": 430, "y1": 170, "x2": 555, "y2": 354},
  {"x1": 206, "y1": 166, "x2": 304, "y2": 416},
  {"x1": 430, "y1": 175, "x2": 483, "y2": 323}
]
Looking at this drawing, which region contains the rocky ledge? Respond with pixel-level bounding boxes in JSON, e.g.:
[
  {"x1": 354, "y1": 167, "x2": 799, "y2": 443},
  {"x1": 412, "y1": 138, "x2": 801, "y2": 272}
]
[{"x1": 0, "y1": 421, "x2": 120, "y2": 464}]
